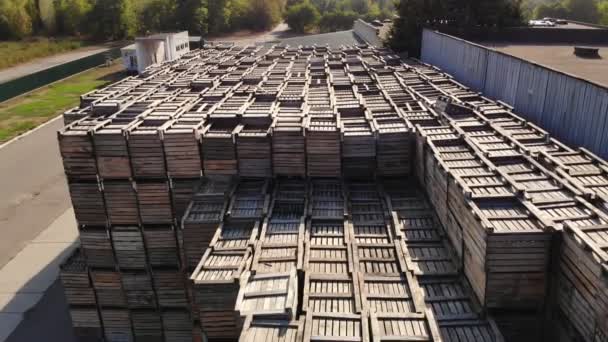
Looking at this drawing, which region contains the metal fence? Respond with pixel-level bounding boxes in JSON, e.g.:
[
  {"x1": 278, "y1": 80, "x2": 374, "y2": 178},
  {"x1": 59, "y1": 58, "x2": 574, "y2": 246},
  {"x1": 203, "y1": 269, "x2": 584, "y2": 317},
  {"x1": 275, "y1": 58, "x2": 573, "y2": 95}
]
[
  {"x1": 0, "y1": 47, "x2": 122, "y2": 103},
  {"x1": 421, "y1": 28, "x2": 608, "y2": 158}
]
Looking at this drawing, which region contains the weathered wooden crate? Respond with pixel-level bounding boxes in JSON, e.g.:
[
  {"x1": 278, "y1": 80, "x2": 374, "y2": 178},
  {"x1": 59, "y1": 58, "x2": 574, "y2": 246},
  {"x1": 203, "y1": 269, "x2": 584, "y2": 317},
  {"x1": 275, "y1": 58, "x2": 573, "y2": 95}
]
[
  {"x1": 490, "y1": 310, "x2": 543, "y2": 342},
  {"x1": 302, "y1": 273, "x2": 362, "y2": 314},
  {"x1": 102, "y1": 180, "x2": 139, "y2": 225},
  {"x1": 557, "y1": 220, "x2": 608, "y2": 341},
  {"x1": 136, "y1": 181, "x2": 174, "y2": 224},
  {"x1": 68, "y1": 181, "x2": 107, "y2": 226},
  {"x1": 236, "y1": 270, "x2": 298, "y2": 319},
  {"x1": 539, "y1": 148, "x2": 608, "y2": 216},
  {"x1": 131, "y1": 309, "x2": 163, "y2": 342},
  {"x1": 414, "y1": 125, "x2": 460, "y2": 188},
  {"x1": 227, "y1": 179, "x2": 270, "y2": 221},
  {"x1": 111, "y1": 226, "x2": 147, "y2": 269},
  {"x1": 400, "y1": 240, "x2": 460, "y2": 278},
  {"x1": 373, "y1": 117, "x2": 414, "y2": 177},
  {"x1": 309, "y1": 179, "x2": 347, "y2": 220},
  {"x1": 170, "y1": 178, "x2": 201, "y2": 222},
  {"x1": 58, "y1": 119, "x2": 100, "y2": 180},
  {"x1": 253, "y1": 218, "x2": 305, "y2": 273},
  {"x1": 271, "y1": 117, "x2": 306, "y2": 177},
  {"x1": 69, "y1": 306, "x2": 104, "y2": 341},
  {"x1": 91, "y1": 269, "x2": 126, "y2": 308},
  {"x1": 304, "y1": 311, "x2": 369, "y2": 342},
  {"x1": 239, "y1": 316, "x2": 304, "y2": 342},
  {"x1": 91, "y1": 120, "x2": 133, "y2": 179},
  {"x1": 201, "y1": 119, "x2": 239, "y2": 176},
  {"x1": 161, "y1": 309, "x2": 193, "y2": 342},
  {"x1": 79, "y1": 226, "x2": 115, "y2": 269},
  {"x1": 438, "y1": 319, "x2": 505, "y2": 342},
  {"x1": 101, "y1": 308, "x2": 133, "y2": 342},
  {"x1": 456, "y1": 195, "x2": 552, "y2": 310},
  {"x1": 209, "y1": 220, "x2": 259, "y2": 251},
  {"x1": 341, "y1": 118, "x2": 377, "y2": 178},
  {"x1": 352, "y1": 241, "x2": 409, "y2": 276},
  {"x1": 151, "y1": 268, "x2": 188, "y2": 308},
  {"x1": 121, "y1": 270, "x2": 157, "y2": 309},
  {"x1": 418, "y1": 277, "x2": 481, "y2": 322},
  {"x1": 370, "y1": 311, "x2": 442, "y2": 342},
  {"x1": 60, "y1": 249, "x2": 96, "y2": 306},
  {"x1": 235, "y1": 123, "x2": 273, "y2": 178},
  {"x1": 304, "y1": 230, "x2": 354, "y2": 274},
  {"x1": 163, "y1": 118, "x2": 205, "y2": 178},
  {"x1": 305, "y1": 115, "x2": 342, "y2": 177},
  {"x1": 358, "y1": 273, "x2": 425, "y2": 315},
  {"x1": 143, "y1": 225, "x2": 180, "y2": 268},
  {"x1": 126, "y1": 119, "x2": 168, "y2": 179}
]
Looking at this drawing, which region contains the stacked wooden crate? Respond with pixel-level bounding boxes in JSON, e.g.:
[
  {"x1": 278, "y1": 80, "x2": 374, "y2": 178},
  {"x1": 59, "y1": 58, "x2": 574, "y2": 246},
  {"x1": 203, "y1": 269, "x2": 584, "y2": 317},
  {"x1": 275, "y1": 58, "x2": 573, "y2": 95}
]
[
  {"x1": 271, "y1": 109, "x2": 307, "y2": 177},
  {"x1": 201, "y1": 119, "x2": 240, "y2": 176},
  {"x1": 305, "y1": 110, "x2": 342, "y2": 177},
  {"x1": 373, "y1": 116, "x2": 413, "y2": 177},
  {"x1": 341, "y1": 118, "x2": 376, "y2": 178},
  {"x1": 235, "y1": 123, "x2": 273, "y2": 178}
]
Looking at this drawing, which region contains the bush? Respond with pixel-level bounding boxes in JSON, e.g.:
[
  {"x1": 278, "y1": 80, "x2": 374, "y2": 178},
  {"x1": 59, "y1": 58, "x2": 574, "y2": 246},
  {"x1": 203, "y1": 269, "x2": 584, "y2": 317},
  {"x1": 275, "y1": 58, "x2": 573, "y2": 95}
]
[
  {"x1": 319, "y1": 10, "x2": 358, "y2": 32},
  {"x1": 54, "y1": 0, "x2": 92, "y2": 35},
  {"x1": 0, "y1": 1, "x2": 33, "y2": 39},
  {"x1": 286, "y1": 1, "x2": 320, "y2": 33}
]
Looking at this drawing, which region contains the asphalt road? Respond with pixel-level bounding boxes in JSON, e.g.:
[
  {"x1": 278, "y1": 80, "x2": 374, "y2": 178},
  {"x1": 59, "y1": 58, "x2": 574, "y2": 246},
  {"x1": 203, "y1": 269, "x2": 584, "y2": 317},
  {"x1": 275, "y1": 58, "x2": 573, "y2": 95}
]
[
  {"x1": 0, "y1": 45, "x2": 111, "y2": 84},
  {"x1": 0, "y1": 118, "x2": 71, "y2": 268}
]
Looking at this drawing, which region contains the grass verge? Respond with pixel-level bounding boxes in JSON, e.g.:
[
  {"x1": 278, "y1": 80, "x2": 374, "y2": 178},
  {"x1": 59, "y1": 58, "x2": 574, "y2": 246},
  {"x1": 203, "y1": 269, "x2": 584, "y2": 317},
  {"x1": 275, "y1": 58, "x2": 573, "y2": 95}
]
[
  {"x1": 0, "y1": 61, "x2": 125, "y2": 143},
  {"x1": 0, "y1": 38, "x2": 86, "y2": 70}
]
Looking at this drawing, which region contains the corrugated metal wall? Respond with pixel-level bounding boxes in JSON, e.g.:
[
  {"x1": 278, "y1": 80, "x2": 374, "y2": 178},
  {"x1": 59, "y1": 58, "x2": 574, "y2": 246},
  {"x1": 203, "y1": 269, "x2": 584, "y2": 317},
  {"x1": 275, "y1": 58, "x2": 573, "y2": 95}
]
[{"x1": 420, "y1": 29, "x2": 608, "y2": 159}]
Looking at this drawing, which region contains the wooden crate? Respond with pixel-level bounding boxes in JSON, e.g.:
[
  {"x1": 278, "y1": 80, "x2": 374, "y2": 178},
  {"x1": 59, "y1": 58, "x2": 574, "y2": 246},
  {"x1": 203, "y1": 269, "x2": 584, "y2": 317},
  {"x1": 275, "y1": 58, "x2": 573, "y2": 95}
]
[
  {"x1": 131, "y1": 309, "x2": 163, "y2": 342},
  {"x1": 557, "y1": 220, "x2": 608, "y2": 341},
  {"x1": 373, "y1": 117, "x2": 413, "y2": 177},
  {"x1": 121, "y1": 270, "x2": 157, "y2": 309},
  {"x1": 239, "y1": 316, "x2": 304, "y2": 342},
  {"x1": 170, "y1": 178, "x2": 201, "y2": 223},
  {"x1": 58, "y1": 120, "x2": 99, "y2": 180},
  {"x1": 200, "y1": 310, "x2": 242, "y2": 340},
  {"x1": 305, "y1": 115, "x2": 342, "y2": 178},
  {"x1": 438, "y1": 319, "x2": 505, "y2": 342},
  {"x1": 91, "y1": 120, "x2": 132, "y2": 179},
  {"x1": 68, "y1": 181, "x2": 107, "y2": 226},
  {"x1": 60, "y1": 249, "x2": 96, "y2": 306},
  {"x1": 271, "y1": 118, "x2": 306, "y2": 177},
  {"x1": 309, "y1": 179, "x2": 347, "y2": 220},
  {"x1": 79, "y1": 226, "x2": 115, "y2": 269},
  {"x1": 491, "y1": 310, "x2": 543, "y2": 342},
  {"x1": 236, "y1": 270, "x2": 298, "y2": 319},
  {"x1": 400, "y1": 240, "x2": 460, "y2": 278},
  {"x1": 307, "y1": 219, "x2": 350, "y2": 247},
  {"x1": 143, "y1": 225, "x2": 180, "y2": 268},
  {"x1": 209, "y1": 220, "x2": 259, "y2": 251},
  {"x1": 302, "y1": 273, "x2": 362, "y2": 314},
  {"x1": 253, "y1": 218, "x2": 305, "y2": 273},
  {"x1": 359, "y1": 273, "x2": 425, "y2": 315},
  {"x1": 163, "y1": 118, "x2": 205, "y2": 178},
  {"x1": 136, "y1": 181, "x2": 174, "y2": 224},
  {"x1": 101, "y1": 308, "x2": 134, "y2": 342},
  {"x1": 69, "y1": 306, "x2": 104, "y2": 341},
  {"x1": 102, "y1": 180, "x2": 139, "y2": 225},
  {"x1": 304, "y1": 231, "x2": 354, "y2": 274},
  {"x1": 127, "y1": 119, "x2": 168, "y2": 179},
  {"x1": 414, "y1": 126, "x2": 459, "y2": 188},
  {"x1": 201, "y1": 119, "x2": 239, "y2": 176},
  {"x1": 341, "y1": 118, "x2": 376, "y2": 178},
  {"x1": 370, "y1": 311, "x2": 442, "y2": 342},
  {"x1": 161, "y1": 309, "x2": 193, "y2": 342},
  {"x1": 352, "y1": 241, "x2": 409, "y2": 276},
  {"x1": 151, "y1": 268, "x2": 188, "y2": 308},
  {"x1": 418, "y1": 277, "x2": 481, "y2": 322},
  {"x1": 111, "y1": 226, "x2": 147, "y2": 269},
  {"x1": 456, "y1": 196, "x2": 552, "y2": 310},
  {"x1": 304, "y1": 312, "x2": 369, "y2": 342},
  {"x1": 226, "y1": 179, "x2": 270, "y2": 221},
  {"x1": 235, "y1": 123, "x2": 273, "y2": 178}
]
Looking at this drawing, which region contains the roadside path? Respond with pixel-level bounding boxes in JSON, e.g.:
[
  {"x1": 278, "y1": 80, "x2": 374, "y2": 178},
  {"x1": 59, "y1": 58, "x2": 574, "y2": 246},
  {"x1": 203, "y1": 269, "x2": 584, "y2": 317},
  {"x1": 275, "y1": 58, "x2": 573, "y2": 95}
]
[{"x1": 0, "y1": 45, "x2": 112, "y2": 84}]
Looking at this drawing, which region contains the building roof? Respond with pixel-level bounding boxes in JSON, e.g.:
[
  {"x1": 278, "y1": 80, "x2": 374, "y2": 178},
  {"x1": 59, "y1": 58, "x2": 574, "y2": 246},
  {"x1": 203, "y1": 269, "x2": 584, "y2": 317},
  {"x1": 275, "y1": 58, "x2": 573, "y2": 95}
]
[{"x1": 484, "y1": 43, "x2": 608, "y2": 88}]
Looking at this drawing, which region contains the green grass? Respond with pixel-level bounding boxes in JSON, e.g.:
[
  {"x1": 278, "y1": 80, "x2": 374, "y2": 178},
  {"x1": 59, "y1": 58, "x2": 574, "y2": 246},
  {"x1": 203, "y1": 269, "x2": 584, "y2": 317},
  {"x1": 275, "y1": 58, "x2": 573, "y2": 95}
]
[
  {"x1": 0, "y1": 37, "x2": 86, "y2": 70},
  {"x1": 0, "y1": 61, "x2": 125, "y2": 142}
]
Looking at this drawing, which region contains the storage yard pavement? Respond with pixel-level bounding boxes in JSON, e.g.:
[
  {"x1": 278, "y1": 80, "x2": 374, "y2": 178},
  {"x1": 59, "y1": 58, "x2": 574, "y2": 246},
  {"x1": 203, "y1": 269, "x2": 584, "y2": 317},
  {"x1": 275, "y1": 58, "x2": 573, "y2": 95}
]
[{"x1": 0, "y1": 117, "x2": 78, "y2": 341}]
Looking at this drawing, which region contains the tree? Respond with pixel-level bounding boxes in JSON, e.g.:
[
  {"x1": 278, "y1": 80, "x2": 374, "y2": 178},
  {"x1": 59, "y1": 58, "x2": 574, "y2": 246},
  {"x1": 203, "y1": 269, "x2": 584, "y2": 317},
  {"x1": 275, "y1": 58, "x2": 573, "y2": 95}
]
[
  {"x1": 319, "y1": 10, "x2": 358, "y2": 32},
  {"x1": 90, "y1": 0, "x2": 135, "y2": 39},
  {"x1": 600, "y1": 1, "x2": 608, "y2": 25},
  {"x1": 0, "y1": 1, "x2": 33, "y2": 39},
  {"x1": 54, "y1": 0, "x2": 92, "y2": 35},
  {"x1": 351, "y1": 0, "x2": 370, "y2": 14},
  {"x1": 286, "y1": 1, "x2": 320, "y2": 32},
  {"x1": 533, "y1": 3, "x2": 569, "y2": 19},
  {"x1": 138, "y1": 0, "x2": 178, "y2": 34},
  {"x1": 563, "y1": 0, "x2": 599, "y2": 22}
]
